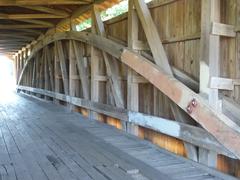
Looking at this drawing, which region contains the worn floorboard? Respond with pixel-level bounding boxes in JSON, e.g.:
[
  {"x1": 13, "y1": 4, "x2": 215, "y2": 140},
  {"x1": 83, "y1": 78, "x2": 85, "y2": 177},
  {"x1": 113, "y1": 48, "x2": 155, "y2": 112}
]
[{"x1": 0, "y1": 91, "x2": 237, "y2": 180}]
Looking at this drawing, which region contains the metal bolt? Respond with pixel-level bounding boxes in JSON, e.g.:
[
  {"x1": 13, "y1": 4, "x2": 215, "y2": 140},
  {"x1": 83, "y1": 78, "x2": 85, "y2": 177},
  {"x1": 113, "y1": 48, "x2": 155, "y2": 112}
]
[
  {"x1": 186, "y1": 105, "x2": 192, "y2": 114},
  {"x1": 191, "y1": 98, "x2": 197, "y2": 107}
]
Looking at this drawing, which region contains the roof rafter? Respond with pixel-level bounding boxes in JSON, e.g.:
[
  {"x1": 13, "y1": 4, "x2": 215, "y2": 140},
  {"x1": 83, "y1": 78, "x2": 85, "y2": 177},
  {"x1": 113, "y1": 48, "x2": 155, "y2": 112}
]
[
  {"x1": 18, "y1": 5, "x2": 70, "y2": 16},
  {"x1": 13, "y1": 19, "x2": 55, "y2": 27},
  {"x1": 0, "y1": 13, "x2": 68, "y2": 19},
  {"x1": 0, "y1": 0, "x2": 92, "y2": 6},
  {"x1": 0, "y1": 24, "x2": 51, "y2": 29}
]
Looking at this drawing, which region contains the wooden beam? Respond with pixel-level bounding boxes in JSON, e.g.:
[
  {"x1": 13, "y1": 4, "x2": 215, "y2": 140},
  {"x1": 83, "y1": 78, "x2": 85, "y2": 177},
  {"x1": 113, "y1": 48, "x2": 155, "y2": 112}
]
[
  {"x1": 31, "y1": 59, "x2": 36, "y2": 87},
  {"x1": 133, "y1": 0, "x2": 198, "y2": 161},
  {"x1": 133, "y1": 0, "x2": 172, "y2": 72},
  {"x1": 0, "y1": 0, "x2": 91, "y2": 6},
  {"x1": 45, "y1": 47, "x2": 54, "y2": 91},
  {"x1": 199, "y1": 0, "x2": 221, "y2": 167},
  {"x1": 72, "y1": 41, "x2": 90, "y2": 99},
  {"x1": 69, "y1": 40, "x2": 78, "y2": 111},
  {"x1": 6, "y1": 29, "x2": 43, "y2": 35},
  {"x1": 90, "y1": 33, "x2": 100, "y2": 120},
  {"x1": 211, "y1": 22, "x2": 236, "y2": 37},
  {"x1": 92, "y1": 5, "x2": 125, "y2": 109},
  {"x1": 121, "y1": 49, "x2": 240, "y2": 159},
  {"x1": 13, "y1": 19, "x2": 54, "y2": 27},
  {"x1": 19, "y1": 6, "x2": 70, "y2": 16},
  {"x1": 222, "y1": 96, "x2": 240, "y2": 127},
  {"x1": 16, "y1": 32, "x2": 240, "y2": 160},
  {"x1": 1, "y1": 42, "x2": 29, "y2": 46},
  {"x1": 16, "y1": 85, "x2": 236, "y2": 159},
  {"x1": 0, "y1": 24, "x2": 51, "y2": 29},
  {"x1": 43, "y1": 47, "x2": 50, "y2": 97},
  {"x1": 56, "y1": 41, "x2": 69, "y2": 95},
  {"x1": 0, "y1": 13, "x2": 66, "y2": 19},
  {"x1": 108, "y1": 40, "x2": 199, "y2": 92},
  {"x1": 54, "y1": 42, "x2": 61, "y2": 104},
  {"x1": 128, "y1": 111, "x2": 234, "y2": 158},
  {"x1": 210, "y1": 77, "x2": 240, "y2": 90},
  {"x1": 0, "y1": 39, "x2": 30, "y2": 42},
  {"x1": 127, "y1": 0, "x2": 139, "y2": 136},
  {"x1": 235, "y1": 1, "x2": 240, "y2": 110}
]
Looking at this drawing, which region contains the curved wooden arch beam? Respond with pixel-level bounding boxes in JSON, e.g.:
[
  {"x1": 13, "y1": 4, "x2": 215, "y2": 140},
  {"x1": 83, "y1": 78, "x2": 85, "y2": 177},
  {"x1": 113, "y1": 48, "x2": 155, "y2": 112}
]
[
  {"x1": 18, "y1": 31, "x2": 240, "y2": 159},
  {"x1": 18, "y1": 31, "x2": 123, "y2": 85}
]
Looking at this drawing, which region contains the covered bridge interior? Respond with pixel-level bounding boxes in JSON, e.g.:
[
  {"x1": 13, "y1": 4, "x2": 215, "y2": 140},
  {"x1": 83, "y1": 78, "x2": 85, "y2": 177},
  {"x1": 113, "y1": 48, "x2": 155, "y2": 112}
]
[{"x1": 0, "y1": 0, "x2": 240, "y2": 179}]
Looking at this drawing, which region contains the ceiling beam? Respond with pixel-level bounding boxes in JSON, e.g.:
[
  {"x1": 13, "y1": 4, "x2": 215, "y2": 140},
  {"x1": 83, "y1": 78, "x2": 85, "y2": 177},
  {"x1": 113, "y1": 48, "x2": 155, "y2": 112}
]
[
  {"x1": 0, "y1": 39, "x2": 32, "y2": 42},
  {"x1": 0, "y1": 0, "x2": 92, "y2": 6},
  {"x1": 0, "y1": 34, "x2": 36, "y2": 39},
  {"x1": 0, "y1": 46, "x2": 25, "y2": 49},
  {"x1": 19, "y1": 6, "x2": 70, "y2": 16},
  {"x1": 13, "y1": 19, "x2": 55, "y2": 27},
  {"x1": 0, "y1": 31, "x2": 39, "y2": 37},
  {"x1": 0, "y1": 42, "x2": 29, "y2": 45},
  {"x1": 4, "y1": 28, "x2": 43, "y2": 34},
  {"x1": 0, "y1": 24, "x2": 50, "y2": 29},
  {"x1": 0, "y1": 13, "x2": 67, "y2": 19}
]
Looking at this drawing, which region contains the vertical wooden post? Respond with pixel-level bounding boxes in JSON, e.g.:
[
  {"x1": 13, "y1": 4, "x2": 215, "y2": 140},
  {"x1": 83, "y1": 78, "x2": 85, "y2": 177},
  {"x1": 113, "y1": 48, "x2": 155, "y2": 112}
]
[
  {"x1": 21, "y1": 51, "x2": 25, "y2": 88},
  {"x1": 133, "y1": 0, "x2": 198, "y2": 161},
  {"x1": 72, "y1": 41, "x2": 90, "y2": 100},
  {"x1": 69, "y1": 18, "x2": 77, "y2": 110},
  {"x1": 236, "y1": 0, "x2": 240, "y2": 102},
  {"x1": 69, "y1": 40, "x2": 77, "y2": 111},
  {"x1": 32, "y1": 59, "x2": 36, "y2": 88},
  {"x1": 20, "y1": 51, "x2": 23, "y2": 85},
  {"x1": 90, "y1": 9, "x2": 100, "y2": 120},
  {"x1": 54, "y1": 42, "x2": 61, "y2": 104},
  {"x1": 35, "y1": 53, "x2": 41, "y2": 98},
  {"x1": 18, "y1": 53, "x2": 21, "y2": 79},
  {"x1": 15, "y1": 54, "x2": 19, "y2": 84},
  {"x1": 45, "y1": 47, "x2": 54, "y2": 92},
  {"x1": 44, "y1": 47, "x2": 50, "y2": 100},
  {"x1": 92, "y1": 5, "x2": 126, "y2": 129},
  {"x1": 16, "y1": 53, "x2": 19, "y2": 84},
  {"x1": 23, "y1": 49, "x2": 27, "y2": 88},
  {"x1": 199, "y1": 0, "x2": 220, "y2": 167},
  {"x1": 56, "y1": 41, "x2": 69, "y2": 95},
  {"x1": 127, "y1": 0, "x2": 139, "y2": 136},
  {"x1": 14, "y1": 55, "x2": 17, "y2": 85}
]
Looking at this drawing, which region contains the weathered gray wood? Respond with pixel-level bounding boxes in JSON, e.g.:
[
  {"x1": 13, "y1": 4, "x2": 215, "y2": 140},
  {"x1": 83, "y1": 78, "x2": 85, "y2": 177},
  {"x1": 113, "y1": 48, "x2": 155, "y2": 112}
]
[
  {"x1": 17, "y1": 30, "x2": 240, "y2": 159},
  {"x1": 127, "y1": 0, "x2": 139, "y2": 136},
  {"x1": 222, "y1": 97, "x2": 240, "y2": 126},
  {"x1": 90, "y1": 9, "x2": 101, "y2": 120},
  {"x1": 69, "y1": 40, "x2": 77, "y2": 111},
  {"x1": 120, "y1": 49, "x2": 240, "y2": 159},
  {"x1": 133, "y1": 0, "x2": 198, "y2": 161},
  {"x1": 92, "y1": 5, "x2": 125, "y2": 109},
  {"x1": 45, "y1": 47, "x2": 54, "y2": 91},
  {"x1": 31, "y1": 57, "x2": 36, "y2": 88},
  {"x1": 211, "y1": 22, "x2": 236, "y2": 37},
  {"x1": 39, "y1": 50, "x2": 44, "y2": 90},
  {"x1": 72, "y1": 40, "x2": 90, "y2": 99},
  {"x1": 43, "y1": 47, "x2": 50, "y2": 98},
  {"x1": 16, "y1": 85, "x2": 235, "y2": 158},
  {"x1": 199, "y1": 0, "x2": 221, "y2": 167},
  {"x1": 54, "y1": 42, "x2": 61, "y2": 104},
  {"x1": 210, "y1": 77, "x2": 240, "y2": 90},
  {"x1": 128, "y1": 111, "x2": 234, "y2": 158},
  {"x1": 56, "y1": 41, "x2": 69, "y2": 95},
  {"x1": 3, "y1": 93, "x2": 238, "y2": 179}
]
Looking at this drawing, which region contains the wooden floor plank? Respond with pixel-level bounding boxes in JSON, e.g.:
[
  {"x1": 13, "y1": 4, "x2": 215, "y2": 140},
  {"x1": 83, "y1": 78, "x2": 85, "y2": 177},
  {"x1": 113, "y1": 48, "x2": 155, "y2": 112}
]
[{"x1": 0, "y1": 92, "x2": 237, "y2": 180}]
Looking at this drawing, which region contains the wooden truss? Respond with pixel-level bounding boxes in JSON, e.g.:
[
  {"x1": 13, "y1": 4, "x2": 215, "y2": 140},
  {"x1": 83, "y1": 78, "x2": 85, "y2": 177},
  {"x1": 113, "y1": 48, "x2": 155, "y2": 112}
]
[{"x1": 15, "y1": 0, "x2": 240, "y2": 163}]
